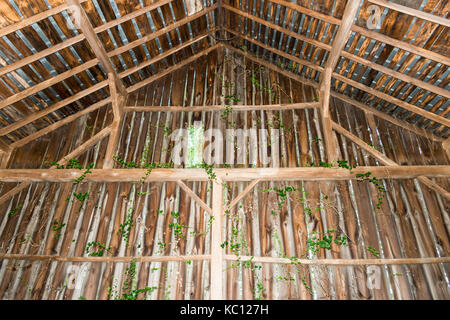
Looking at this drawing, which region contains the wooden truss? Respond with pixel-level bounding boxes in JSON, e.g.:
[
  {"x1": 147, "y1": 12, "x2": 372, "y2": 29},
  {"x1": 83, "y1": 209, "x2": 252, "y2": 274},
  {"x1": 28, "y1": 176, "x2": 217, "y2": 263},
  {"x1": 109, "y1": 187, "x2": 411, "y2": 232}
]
[{"x1": 0, "y1": 0, "x2": 449, "y2": 301}]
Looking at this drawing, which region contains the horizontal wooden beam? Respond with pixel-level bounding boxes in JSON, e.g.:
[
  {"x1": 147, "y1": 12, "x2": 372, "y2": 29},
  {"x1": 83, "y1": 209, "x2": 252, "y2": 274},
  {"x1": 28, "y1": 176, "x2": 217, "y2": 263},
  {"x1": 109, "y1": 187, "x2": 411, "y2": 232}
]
[
  {"x1": 368, "y1": 0, "x2": 450, "y2": 27},
  {"x1": 1, "y1": 166, "x2": 449, "y2": 183},
  {"x1": 0, "y1": 253, "x2": 210, "y2": 263},
  {"x1": 124, "y1": 102, "x2": 319, "y2": 113},
  {"x1": 224, "y1": 254, "x2": 450, "y2": 265},
  {"x1": 126, "y1": 44, "x2": 220, "y2": 93},
  {"x1": 1, "y1": 252, "x2": 447, "y2": 265}
]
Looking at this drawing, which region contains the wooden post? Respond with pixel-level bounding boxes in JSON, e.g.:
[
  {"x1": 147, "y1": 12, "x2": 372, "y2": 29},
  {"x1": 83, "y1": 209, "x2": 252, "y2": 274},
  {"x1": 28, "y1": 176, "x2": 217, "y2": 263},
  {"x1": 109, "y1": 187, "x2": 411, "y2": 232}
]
[
  {"x1": 210, "y1": 179, "x2": 224, "y2": 300},
  {"x1": 443, "y1": 138, "x2": 450, "y2": 161},
  {"x1": 103, "y1": 74, "x2": 125, "y2": 169},
  {"x1": 320, "y1": 67, "x2": 338, "y2": 163},
  {"x1": 319, "y1": 0, "x2": 361, "y2": 163}
]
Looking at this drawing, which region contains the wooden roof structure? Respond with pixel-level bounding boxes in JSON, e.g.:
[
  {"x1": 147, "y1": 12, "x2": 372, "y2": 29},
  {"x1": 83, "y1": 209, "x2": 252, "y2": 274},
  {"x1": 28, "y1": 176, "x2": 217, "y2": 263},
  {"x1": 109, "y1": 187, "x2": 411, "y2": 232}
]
[{"x1": 0, "y1": 0, "x2": 449, "y2": 300}]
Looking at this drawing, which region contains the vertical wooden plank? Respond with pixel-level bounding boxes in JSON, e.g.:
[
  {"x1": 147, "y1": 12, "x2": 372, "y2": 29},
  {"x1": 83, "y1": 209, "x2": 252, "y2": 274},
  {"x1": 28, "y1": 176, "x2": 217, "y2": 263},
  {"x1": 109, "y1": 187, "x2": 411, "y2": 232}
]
[{"x1": 210, "y1": 179, "x2": 224, "y2": 300}]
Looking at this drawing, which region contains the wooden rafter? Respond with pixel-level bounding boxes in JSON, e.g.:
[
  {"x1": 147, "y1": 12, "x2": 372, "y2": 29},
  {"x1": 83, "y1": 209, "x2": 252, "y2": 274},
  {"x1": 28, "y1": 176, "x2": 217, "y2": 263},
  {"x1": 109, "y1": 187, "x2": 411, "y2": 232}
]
[
  {"x1": 222, "y1": 43, "x2": 319, "y2": 88},
  {"x1": 368, "y1": 0, "x2": 450, "y2": 27},
  {"x1": 65, "y1": 0, "x2": 127, "y2": 96},
  {"x1": 1, "y1": 166, "x2": 449, "y2": 183},
  {"x1": 0, "y1": 34, "x2": 85, "y2": 79},
  {"x1": 126, "y1": 44, "x2": 220, "y2": 93},
  {"x1": 320, "y1": 0, "x2": 361, "y2": 163},
  {"x1": 106, "y1": 4, "x2": 218, "y2": 59},
  {"x1": 330, "y1": 92, "x2": 444, "y2": 143},
  {"x1": 332, "y1": 121, "x2": 450, "y2": 200},
  {"x1": 223, "y1": 43, "x2": 446, "y2": 143},
  {"x1": 0, "y1": 58, "x2": 99, "y2": 111},
  {"x1": 10, "y1": 97, "x2": 112, "y2": 149},
  {"x1": 332, "y1": 73, "x2": 450, "y2": 128},
  {"x1": 223, "y1": 27, "x2": 324, "y2": 73},
  {"x1": 1, "y1": 29, "x2": 213, "y2": 141},
  {"x1": 0, "y1": 0, "x2": 88, "y2": 38},
  {"x1": 340, "y1": 51, "x2": 450, "y2": 100},
  {"x1": 322, "y1": 1, "x2": 361, "y2": 74},
  {"x1": 267, "y1": 0, "x2": 341, "y2": 25},
  {"x1": 351, "y1": 24, "x2": 450, "y2": 66},
  {"x1": 0, "y1": 82, "x2": 109, "y2": 138},
  {"x1": 223, "y1": 4, "x2": 331, "y2": 51},
  {"x1": 103, "y1": 74, "x2": 126, "y2": 169},
  {"x1": 118, "y1": 28, "x2": 217, "y2": 79},
  {"x1": 222, "y1": 38, "x2": 450, "y2": 130},
  {"x1": 0, "y1": 0, "x2": 171, "y2": 79}
]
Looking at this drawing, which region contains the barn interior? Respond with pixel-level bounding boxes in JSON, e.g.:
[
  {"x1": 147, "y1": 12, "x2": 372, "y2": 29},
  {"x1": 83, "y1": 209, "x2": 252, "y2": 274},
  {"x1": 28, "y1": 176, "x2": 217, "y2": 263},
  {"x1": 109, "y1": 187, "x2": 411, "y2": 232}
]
[{"x1": 0, "y1": 0, "x2": 448, "y2": 300}]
